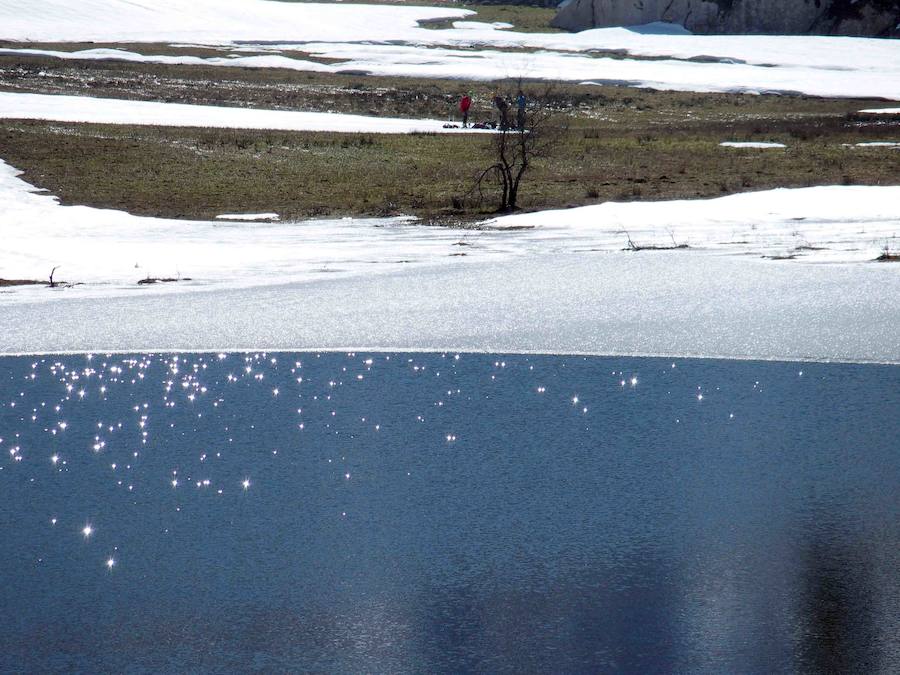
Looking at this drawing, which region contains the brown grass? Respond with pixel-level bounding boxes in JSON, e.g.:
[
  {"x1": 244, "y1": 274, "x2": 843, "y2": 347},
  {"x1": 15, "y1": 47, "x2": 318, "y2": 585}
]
[
  {"x1": 0, "y1": 278, "x2": 43, "y2": 286},
  {"x1": 0, "y1": 47, "x2": 897, "y2": 221},
  {"x1": 2, "y1": 110, "x2": 897, "y2": 222}
]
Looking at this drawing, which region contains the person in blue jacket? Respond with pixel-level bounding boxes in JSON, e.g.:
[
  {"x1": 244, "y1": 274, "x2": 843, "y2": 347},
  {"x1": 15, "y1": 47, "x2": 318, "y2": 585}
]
[{"x1": 516, "y1": 90, "x2": 527, "y2": 131}]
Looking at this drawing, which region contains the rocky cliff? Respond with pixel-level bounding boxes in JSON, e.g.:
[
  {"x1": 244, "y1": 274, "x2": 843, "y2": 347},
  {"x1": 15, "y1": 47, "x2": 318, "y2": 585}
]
[{"x1": 551, "y1": 0, "x2": 900, "y2": 36}]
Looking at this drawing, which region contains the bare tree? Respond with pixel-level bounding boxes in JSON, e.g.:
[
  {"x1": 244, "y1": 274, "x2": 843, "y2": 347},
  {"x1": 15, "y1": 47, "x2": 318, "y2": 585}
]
[{"x1": 469, "y1": 83, "x2": 563, "y2": 213}]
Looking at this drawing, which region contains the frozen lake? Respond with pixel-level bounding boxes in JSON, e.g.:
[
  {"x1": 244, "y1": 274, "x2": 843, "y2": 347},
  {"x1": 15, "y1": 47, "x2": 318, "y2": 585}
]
[
  {"x1": 1, "y1": 352, "x2": 899, "y2": 671},
  {"x1": 3, "y1": 251, "x2": 900, "y2": 363}
]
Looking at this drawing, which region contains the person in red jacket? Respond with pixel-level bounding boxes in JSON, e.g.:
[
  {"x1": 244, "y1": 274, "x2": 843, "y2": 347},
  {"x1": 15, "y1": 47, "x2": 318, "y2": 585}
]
[{"x1": 459, "y1": 93, "x2": 472, "y2": 128}]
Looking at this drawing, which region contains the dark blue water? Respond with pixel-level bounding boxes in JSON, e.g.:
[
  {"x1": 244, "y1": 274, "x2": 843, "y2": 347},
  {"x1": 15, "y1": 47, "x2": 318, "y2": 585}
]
[{"x1": 1, "y1": 352, "x2": 898, "y2": 673}]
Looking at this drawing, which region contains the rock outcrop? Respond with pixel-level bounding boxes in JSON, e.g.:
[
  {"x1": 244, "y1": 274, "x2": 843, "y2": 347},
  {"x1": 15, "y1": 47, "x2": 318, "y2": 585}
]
[{"x1": 552, "y1": 0, "x2": 900, "y2": 36}]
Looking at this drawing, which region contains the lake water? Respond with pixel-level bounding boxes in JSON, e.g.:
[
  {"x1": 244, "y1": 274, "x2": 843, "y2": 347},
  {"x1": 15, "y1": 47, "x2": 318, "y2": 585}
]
[{"x1": 1, "y1": 352, "x2": 898, "y2": 672}]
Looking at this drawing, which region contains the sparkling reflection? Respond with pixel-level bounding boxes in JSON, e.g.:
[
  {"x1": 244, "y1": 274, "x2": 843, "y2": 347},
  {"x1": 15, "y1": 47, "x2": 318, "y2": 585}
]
[{"x1": 0, "y1": 352, "x2": 897, "y2": 672}]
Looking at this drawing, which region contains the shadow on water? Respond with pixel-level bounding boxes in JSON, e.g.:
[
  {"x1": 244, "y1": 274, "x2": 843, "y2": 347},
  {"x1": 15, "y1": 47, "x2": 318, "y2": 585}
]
[{"x1": 795, "y1": 525, "x2": 878, "y2": 674}]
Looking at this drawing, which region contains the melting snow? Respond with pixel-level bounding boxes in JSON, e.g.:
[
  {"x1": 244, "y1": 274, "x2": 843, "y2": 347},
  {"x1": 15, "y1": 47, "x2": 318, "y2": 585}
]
[
  {"x1": 720, "y1": 142, "x2": 787, "y2": 149},
  {"x1": 0, "y1": 92, "x2": 489, "y2": 134},
  {"x1": 0, "y1": 0, "x2": 899, "y2": 99},
  {"x1": 1, "y1": 156, "x2": 898, "y2": 296},
  {"x1": 487, "y1": 186, "x2": 900, "y2": 262},
  {"x1": 1, "y1": 159, "x2": 898, "y2": 360},
  {"x1": 847, "y1": 142, "x2": 900, "y2": 148},
  {"x1": 215, "y1": 213, "x2": 280, "y2": 221},
  {"x1": 0, "y1": 0, "x2": 472, "y2": 44}
]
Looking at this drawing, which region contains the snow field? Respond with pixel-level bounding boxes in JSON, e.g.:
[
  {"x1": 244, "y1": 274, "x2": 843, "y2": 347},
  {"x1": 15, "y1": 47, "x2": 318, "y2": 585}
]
[
  {"x1": 0, "y1": 92, "x2": 491, "y2": 135},
  {"x1": 1, "y1": 1, "x2": 899, "y2": 99},
  {"x1": 487, "y1": 186, "x2": 900, "y2": 263},
  {"x1": 1, "y1": 158, "x2": 898, "y2": 308},
  {"x1": 0, "y1": 0, "x2": 472, "y2": 45},
  {"x1": 4, "y1": 42, "x2": 898, "y2": 100}
]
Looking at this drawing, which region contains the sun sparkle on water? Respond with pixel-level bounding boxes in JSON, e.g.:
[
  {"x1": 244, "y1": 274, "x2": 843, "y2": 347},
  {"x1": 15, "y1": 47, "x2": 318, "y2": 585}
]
[{"x1": 1, "y1": 350, "x2": 771, "y2": 584}]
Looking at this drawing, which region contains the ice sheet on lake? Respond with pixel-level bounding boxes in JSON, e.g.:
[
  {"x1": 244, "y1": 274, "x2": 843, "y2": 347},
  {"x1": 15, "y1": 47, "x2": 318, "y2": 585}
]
[
  {"x1": 0, "y1": 92, "x2": 488, "y2": 134},
  {"x1": 1, "y1": 157, "x2": 899, "y2": 362},
  {"x1": 1, "y1": 0, "x2": 899, "y2": 99},
  {"x1": 3, "y1": 251, "x2": 900, "y2": 364}
]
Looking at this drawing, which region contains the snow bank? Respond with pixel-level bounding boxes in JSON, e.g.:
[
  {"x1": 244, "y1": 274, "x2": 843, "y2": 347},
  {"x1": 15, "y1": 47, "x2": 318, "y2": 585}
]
[
  {"x1": 2, "y1": 156, "x2": 898, "y2": 306},
  {"x1": 1, "y1": 0, "x2": 899, "y2": 99},
  {"x1": 487, "y1": 186, "x2": 900, "y2": 260},
  {"x1": 0, "y1": 160, "x2": 472, "y2": 296},
  {"x1": 0, "y1": 92, "x2": 488, "y2": 134},
  {"x1": 859, "y1": 108, "x2": 900, "y2": 114}
]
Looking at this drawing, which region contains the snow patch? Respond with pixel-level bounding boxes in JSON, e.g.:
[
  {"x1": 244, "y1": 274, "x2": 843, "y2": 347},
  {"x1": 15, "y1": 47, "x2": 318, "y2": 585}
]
[
  {"x1": 0, "y1": 92, "x2": 490, "y2": 134},
  {"x1": 216, "y1": 213, "x2": 280, "y2": 221},
  {"x1": 452, "y1": 21, "x2": 513, "y2": 31},
  {"x1": 0, "y1": 159, "x2": 472, "y2": 297},
  {"x1": 720, "y1": 141, "x2": 786, "y2": 149},
  {"x1": 487, "y1": 186, "x2": 900, "y2": 262},
  {"x1": 847, "y1": 142, "x2": 900, "y2": 148}
]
